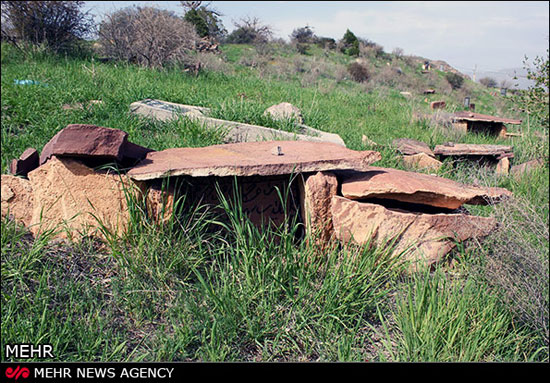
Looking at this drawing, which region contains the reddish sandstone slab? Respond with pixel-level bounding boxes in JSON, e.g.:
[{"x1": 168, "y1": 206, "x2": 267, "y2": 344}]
[
  {"x1": 331, "y1": 196, "x2": 497, "y2": 269},
  {"x1": 340, "y1": 167, "x2": 512, "y2": 209},
  {"x1": 40, "y1": 124, "x2": 129, "y2": 165},
  {"x1": 128, "y1": 141, "x2": 381, "y2": 181},
  {"x1": 9, "y1": 148, "x2": 39, "y2": 177},
  {"x1": 434, "y1": 143, "x2": 513, "y2": 157}
]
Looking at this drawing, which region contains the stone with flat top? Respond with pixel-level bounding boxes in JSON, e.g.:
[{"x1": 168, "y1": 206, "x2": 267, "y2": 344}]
[{"x1": 128, "y1": 141, "x2": 381, "y2": 181}]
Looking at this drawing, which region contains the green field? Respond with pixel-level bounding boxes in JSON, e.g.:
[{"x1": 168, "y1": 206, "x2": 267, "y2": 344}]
[{"x1": 1, "y1": 42, "x2": 548, "y2": 362}]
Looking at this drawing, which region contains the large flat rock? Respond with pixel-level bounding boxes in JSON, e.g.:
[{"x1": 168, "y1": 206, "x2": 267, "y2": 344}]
[
  {"x1": 340, "y1": 167, "x2": 512, "y2": 209},
  {"x1": 331, "y1": 196, "x2": 497, "y2": 269},
  {"x1": 393, "y1": 138, "x2": 435, "y2": 157},
  {"x1": 128, "y1": 141, "x2": 381, "y2": 181},
  {"x1": 434, "y1": 143, "x2": 513, "y2": 157}
]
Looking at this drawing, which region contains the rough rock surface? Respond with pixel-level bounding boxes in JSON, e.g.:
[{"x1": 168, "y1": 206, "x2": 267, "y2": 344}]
[
  {"x1": 510, "y1": 158, "x2": 546, "y2": 179},
  {"x1": 331, "y1": 196, "x2": 497, "y2": 269},
  {"x1": 9, "y1": 148, "x2": 39, "y2": 177},
  {"x1": 300, "y1": 171, "x2": 338, "y2": 242},
  {"x1": 1, "y1": 174, "x2": 34, "y2": 227},
  {"x1": 128, "y1": 141, "x2": 381, "y2": 181},
  {"x1": 263, "y1": 102, "x2": 304, "y2": 124},
  {"x1": 27, "y1": 156, "x2": 137, "y2": 238},
  {"x1": 495, "y1": 157, "x2": 510, "y2": 175},
  {"x1": 393, "y1": 138, "x2": 435, "y2": 157},
  {"x1": 403, "y1": 152, "x2": 442, "y2": 172},
  {"x1": 340, "y1": 167, "x2": 512, "y2": 209},
  {"x1": 434, "y1": 143, "x2": 513, "y2": 157},
  {"x1": 145, "y1": 185, "x2": 175, "y2": 224},
  {"x1": 40, "y1": 124, "x2": 129, "y2": 165}
]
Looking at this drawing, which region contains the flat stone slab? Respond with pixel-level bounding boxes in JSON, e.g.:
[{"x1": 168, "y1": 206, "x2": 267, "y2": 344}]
[
  {"x1": 392, "y1": 138, "x2": 435, "y2": 157},
  {"x1": 128, "y1": 141, "x2": 381, "y2": 181},
  {"x1": 340, "y1": 167, "x2": 512, "y2": 209},
  {"x1": 434, "y1": 143, "x2": 513, "y2": 157},
  {"x1": 40, "y1": 124, "x2": 129, "y2": 164},
  {"x1": 130, "y1": 99, "x2": 346, "y2": 147},
  {"x1": 39, "y1": 124, "x2": 154, "y2": 167},
  {"x1": 331, "y1": 196, "x2": 497, "y2": 269}
]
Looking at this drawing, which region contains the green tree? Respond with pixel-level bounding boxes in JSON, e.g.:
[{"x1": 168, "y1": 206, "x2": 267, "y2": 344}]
[
  {"x1": 181, "y1": 1, "x2": 226, "y2": 40},
  {"x1": 340, "y1": 29, "x2": 359, "y2": 56}
]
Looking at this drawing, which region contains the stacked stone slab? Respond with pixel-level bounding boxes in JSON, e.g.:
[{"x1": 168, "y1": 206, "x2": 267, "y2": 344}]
[
  {"x1": 2, "y1": 124, "x2": 513, "y2": 271},
  {"x1": 330, "y1": 167, "x2": 511, "y2": 270},
  {"x1": 393, "y1": 138, "x2": 442, "y2": 172}
]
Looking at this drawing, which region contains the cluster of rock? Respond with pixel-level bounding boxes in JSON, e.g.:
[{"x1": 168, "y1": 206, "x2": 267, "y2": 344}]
[
  {"x1": 392, "y1": 137, "x2": 545, "y2": 176},
  {"x1": 2, "y1": 123, "x2": 514, "y2": 271}
]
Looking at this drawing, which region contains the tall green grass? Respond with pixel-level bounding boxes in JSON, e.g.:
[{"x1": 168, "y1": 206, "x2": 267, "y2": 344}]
[{"x1": 1, "y1": 42, "x2": 548, "y2": 362}]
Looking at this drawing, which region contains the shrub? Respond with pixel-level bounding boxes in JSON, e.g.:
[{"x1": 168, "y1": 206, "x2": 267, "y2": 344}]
[
  {"x1": 225, "y1": 16, "x2": 272, "y2": 44},
  {"x1": 340, "y1": 29, "x2": 360, "y2": 56},
  {"x1": 445, "y1": 72, "x2": 464, "y2": 90},
  {"x1": 316, "y1": 36, "x2": 336, "y2": 50},
  {"x1": 97, "y1": 6, "x2": 199, "y2": 68},
  {"x1": 181, "y1": 1, "x2": 226, "y2": 40},
  {"x1": 515, "y1": 48, "x2": 549, "y2": 130},
  {"x1": 348, "y1": 62, "x2": 370, "y2": 83},
  {"x1": 1, "y1": 1, "x2": 94, "y2": 53},
  {"x1": 479, "y1": 76, "x2": 498, "y2": 88},
  {"x1": 290, "y1": 25, "x2": 315, "y2": 44}
]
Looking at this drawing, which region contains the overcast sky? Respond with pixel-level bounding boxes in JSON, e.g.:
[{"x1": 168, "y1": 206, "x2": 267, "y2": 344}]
[{"x1": 83, "y1": 1, "x2": 549, "y2": 76}]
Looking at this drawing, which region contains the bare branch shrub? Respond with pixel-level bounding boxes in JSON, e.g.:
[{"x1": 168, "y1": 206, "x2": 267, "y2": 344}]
[
  {"x1": 348, "y1": 62, "x2": 370, "y2": 83},
  {"x1": 97, "y1": 6, "x2": 199, "y2": 68},
  {"x1": 225, "y1": 16, "x2": 273, "y2": 44},
  {"x1": 1, "y1": 1, "x2": 94, "y2": 53}
]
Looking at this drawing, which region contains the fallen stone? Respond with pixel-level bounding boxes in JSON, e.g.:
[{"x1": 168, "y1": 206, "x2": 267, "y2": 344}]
[
  {"x1": 340, "y1": 167, "x2": 512, "y2": 209},
  {"x1": 495, "y1": 157, "x2": 510, "y2": 175},
  {"x1": 403, "y1": 152, "x2": 442, "y2": 172},
  {"x1": 300, "y1": 171, "x2": 338, "y2": 243},
  {"x1": 392, "y1": 138, "x2": 435, "y2": 157},
  {"x1": 40, "y1": 124, "x2": 129, "y2": 165},
  {"x1": 510, "y1": 158, "x2": 546, "y2": 179},
  {"x1": 27, "y1": 156, "x2": 138, "y2": 238},
  {"x1": 430, "y1": 100, "x2": 446, "y2": 110},
  {"x1": 130, "y1": 99, "x2": 346, "y2": 146},
  {"x1": 128, "y1": 141, "x2": 381, "y2": 181},
  {"x1": 331, "y1": 196, "x2": 497, "y2": 269},
  {"x1": 434, "y1": 143, "x2": 513, "y2": 157},
  {"x1": 263, "y1": 102, "x2": 304, "y2": 124},
  {"x1": 8, "y1": 148, "x2": 39, "y2": 177},
  {"x1": 1, "y1": 174, "x2": 34, "y2": 227}
]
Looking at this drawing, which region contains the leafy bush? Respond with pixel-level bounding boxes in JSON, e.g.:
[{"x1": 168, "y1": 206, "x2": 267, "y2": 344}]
[
  {"x1": 340, "y1": 29, "x2": 360, "y2": 56},
  {"x1": 348, "y1": 62, "x2": 370, "y2": 83},
  {"x1": 445, "y1": 72, "x2": 464, "y2": 90},
  {"x1": 225, "y1": 16, "x2": 272, "y2": 44},
  {"x1": 97, "y1": 6, "x2": 199, "y2": 68},
  {"x1": 515, "y1": 48, "x2": 549, "y2": 130},
  {"x1": 181, "y1": 1, "x2": 226, "y2": 40},
  {"x1": 316, "y1": 37, "x2": 336, "y2": 50},
  {"x1": 479, "y1": 76, "x2": 498, "y2": 88},
  {"x1": 290, "y1": 25, "x2": 315, "y2": 44},
  {"x1": 1, "y1": 1, "x2": 94, "y2": 53}
]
